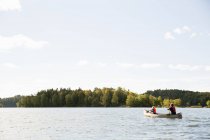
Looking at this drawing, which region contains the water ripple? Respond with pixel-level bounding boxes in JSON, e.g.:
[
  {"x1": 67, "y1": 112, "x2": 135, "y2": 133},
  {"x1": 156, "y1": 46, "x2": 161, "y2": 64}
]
[{"x1": 0, "y1": 108, "x2": 210, "y2": 140}]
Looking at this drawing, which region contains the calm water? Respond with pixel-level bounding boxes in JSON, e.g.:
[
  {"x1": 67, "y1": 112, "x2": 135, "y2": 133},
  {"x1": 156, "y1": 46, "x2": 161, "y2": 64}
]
[{"x1": 0, "y1": 108, "x2": 210, "y2": 140}]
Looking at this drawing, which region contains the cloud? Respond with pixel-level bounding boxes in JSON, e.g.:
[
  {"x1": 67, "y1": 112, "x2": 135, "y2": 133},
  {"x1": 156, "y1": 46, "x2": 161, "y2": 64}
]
[
  {"x1": 97, "y1": 62, "x2": 107, "y2": 67},
  {"x1": 173, "y1": 28, "x2": 182, "y2": 34},
  {"x1": 76, "y1": 61, "x2": 210, "y2": 72},
  {"x1": 76, "y1": 61, "x2": 107, "y2": 67},
  {"x1": 164, "y1": 32, "x2": 175, "y2": 40},
  {"x1": 139, "y1": 63, "x2": 161, "y2": 68},
  {"x1": 117, "y1": 63, "x2": 161, "y2": 69},
  {"x1": 173, "y1": 26, "x2": 191, "y2": 34},
  {"x1": 116, "y1": 63, "x2": 134, "y2": 68},
  {"x1": 77, "y1": 60, "x2": 89, "y2": 66},
  {"x1": 190, "y1": 32, "x2": 197, "y2": 38},
  {"x1": 2, "y1": 62, "x2": 19, "y2": 69},
  {"x1": 168, "y1": 64, "x2": 210, "y2": 72},
  {"x1": 163, "y1": 26, "x2": 205, "y2": 40},
  {"x1": 0, "y1": 0, "x2": 21, "y2": 11},
  {"x1": 205, "y1": 66, "x2": 210, "y2": 71},
  {"x1": 168, "y1": 64, "x2": 201, "y2": 71},
  {"x1": 0, "y1": 34, "x2": 49, "y2": 50},
  {"x1": 182, "y1": 26, "x2": 191, "y2": 32}
]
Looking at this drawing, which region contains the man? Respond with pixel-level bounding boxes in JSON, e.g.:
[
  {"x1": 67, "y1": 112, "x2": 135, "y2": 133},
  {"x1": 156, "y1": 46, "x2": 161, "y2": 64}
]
[
  {"x1": 168, "y1": 103, "x2": 176, "y2": 115},
  {"x1": 150, "y1": 106, "x2": 157, "y2": 114}
]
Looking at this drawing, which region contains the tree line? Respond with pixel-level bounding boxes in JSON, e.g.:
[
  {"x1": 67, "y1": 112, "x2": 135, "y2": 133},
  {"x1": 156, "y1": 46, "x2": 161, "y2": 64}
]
[
  {"x1": 145, "y1": 89, "x2": 210, "y2": 107},
  {"x1": 0, "y1": 95, "x2": 21, "y2": 107},
  {"x1": 1, "y1": 88, "x2": 210, "y2": 107},
  {"x1": 15, "y1": 87, "x2": 184, "y2": 107}
]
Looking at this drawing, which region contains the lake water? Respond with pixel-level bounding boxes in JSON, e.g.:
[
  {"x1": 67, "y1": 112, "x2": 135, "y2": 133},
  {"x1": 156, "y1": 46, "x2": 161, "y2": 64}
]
[{"x1": 0, "y1": 108, "x2": 210, "y2": 140}]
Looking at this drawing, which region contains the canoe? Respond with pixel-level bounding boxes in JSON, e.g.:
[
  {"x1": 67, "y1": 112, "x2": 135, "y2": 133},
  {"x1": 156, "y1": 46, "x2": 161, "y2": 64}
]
[{"x1": 144, "y1": 110, "x2": 182, "y2": 119}]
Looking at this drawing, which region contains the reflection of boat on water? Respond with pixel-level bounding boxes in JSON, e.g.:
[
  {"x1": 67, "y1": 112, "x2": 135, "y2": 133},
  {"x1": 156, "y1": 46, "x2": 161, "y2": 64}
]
[{"x1": 144, "y1": 110, "x2": 182, "y2": 119}]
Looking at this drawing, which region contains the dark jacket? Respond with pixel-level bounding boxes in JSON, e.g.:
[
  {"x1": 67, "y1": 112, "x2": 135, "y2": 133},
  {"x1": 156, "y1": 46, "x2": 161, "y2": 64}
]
[{"x1": 168, "y1": 106, "x2": 176, "y2": 115}]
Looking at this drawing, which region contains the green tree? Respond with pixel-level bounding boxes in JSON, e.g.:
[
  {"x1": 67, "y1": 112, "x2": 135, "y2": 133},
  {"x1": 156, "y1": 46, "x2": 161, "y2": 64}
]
[
  {"x1": 174, "y1": 99, "x2": 182, "y2": 107},
  {"x1": 126, "y1": 93, "x2": 138, "y2": 107},
  {"x1": 206, "y1": 100, "x2": 210, "y2": 108},
  {"x1": 83, "y1": 90, "x2": 92, "y2": 107},
  {"x1": 114, "y1": 87, "x2": 127, "y2": 106},
  {"x1": 18, "y1": 96, "x2": 27, "y2": 107},
  {"x1": 149, "y1": 95, "x2": 156, "y2": 106},
  {"x1": 157, "y1": 96, "x2": 163, "y2": 106},
  {"x1": 111, "y1": 91, "x2": 119, "y2": 106},
  {"x1": 77, "y1": 90, "x2": 85, "y2": 106},
  {"x1": 71, "y1": 93, "x2": 78, "y2": 107},
  {"x1": 32, "y1": 96, "x2": 41, "y2": 107},
  {"x1": 101, "y1": 88, "x2": 113, "y2": 107},
  {"x1": 65, "y1": 94, "x2": 72, "y2": 107},
  {"x1": 41, "y1": 94, "x2": 48, "y2": 107},
  {"x1": 0, "y1": 99, "x2": 3, "y2": 107},
  {"x1": 163, "y1": 99, "x2": 170, "y2": 107},
  {"x1": 91, "y1": 88, "x2": 103, "y2": 107},
  {"x1": 58, "y1": 92, "x2": 66, "y2": 107},
  {"x1": 52, "y1": 94, "x2": 59, "y2": 107},
  {"x1": 7, "y1": 87, "x2": 210, "y2": 108},
  {"x1": 138, "y1": 94, "x2": 150, "y2": 107}
]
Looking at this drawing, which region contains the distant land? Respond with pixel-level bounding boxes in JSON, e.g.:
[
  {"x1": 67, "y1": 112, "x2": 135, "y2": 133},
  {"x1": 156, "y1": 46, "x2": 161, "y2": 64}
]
[{"x1": 0, "y1": 88, "x2": 210, "y2": 108}]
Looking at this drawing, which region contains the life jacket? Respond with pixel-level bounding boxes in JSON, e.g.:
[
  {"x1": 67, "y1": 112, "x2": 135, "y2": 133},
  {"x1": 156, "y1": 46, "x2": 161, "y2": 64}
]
[
  {"x1": 170, "y1": 106, "x2": 176, "y2": 114},
  {"x1": 153, "y1": 107, "x2": 156, "y2": 114},
  {"x1": 172, "y1": 107, "x2": 176, "y2": 114}
]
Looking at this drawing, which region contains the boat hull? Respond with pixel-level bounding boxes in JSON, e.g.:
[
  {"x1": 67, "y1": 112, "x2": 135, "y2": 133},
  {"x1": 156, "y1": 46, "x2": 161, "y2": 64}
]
[{"x1": 144, "y1": 110, "x2": 182, "y2": 119}]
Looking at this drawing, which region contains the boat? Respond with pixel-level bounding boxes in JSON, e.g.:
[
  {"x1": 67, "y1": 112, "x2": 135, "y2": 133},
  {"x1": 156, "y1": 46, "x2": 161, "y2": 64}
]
[{"x1": 144, "y1": 110, "x2": 182, "y2": 119}]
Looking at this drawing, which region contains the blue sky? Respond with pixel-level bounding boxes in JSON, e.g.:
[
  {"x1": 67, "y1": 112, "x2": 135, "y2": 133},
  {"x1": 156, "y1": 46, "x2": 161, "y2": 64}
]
[{"x1": 0, "y1": 0, "x2": 210, "y2": 97}]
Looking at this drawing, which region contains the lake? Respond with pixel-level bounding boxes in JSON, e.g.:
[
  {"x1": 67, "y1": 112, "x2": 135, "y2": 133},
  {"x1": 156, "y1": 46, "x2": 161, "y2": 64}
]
[{"x1": 0, "y1": 108, "x2": 210, "y2": 140}]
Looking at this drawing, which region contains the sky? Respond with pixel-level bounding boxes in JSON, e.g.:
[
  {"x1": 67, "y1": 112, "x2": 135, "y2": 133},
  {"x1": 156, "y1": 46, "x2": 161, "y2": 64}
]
[{"x1": 0, "y1": 0, "x2": 210, "y2": 97}]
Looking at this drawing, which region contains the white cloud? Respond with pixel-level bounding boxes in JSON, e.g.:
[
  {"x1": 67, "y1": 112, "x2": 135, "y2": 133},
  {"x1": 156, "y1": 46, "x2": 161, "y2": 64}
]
[
  {"x1": 164, "y1": 32, "x2": 175, "y2": 40},
  {"x1": 139, "y1": 63, "x2": 161, "y2": 69},
  {"x1": 173, "y1": 28, "x2": 183, "y2": 34},
  {"x1": 117, "y1": 63, "x2": 161, "y2": 69},
  {"x1": 77, "y1": 61, "x2": 107, "y2": 67},
  {"x1": 0, "y1": 0, "x2": 21, "y2": 11},
  {"x1": 182, "y1": 26, "x2": 191, "y2": 32},
  {"x1": 164, "y1": 26, "x2": 201, "y2": 40},
  {"x1": 168, "y1": 64, "x2": 201, "y2": 71},
  {"x1": 173, "y1": 26, "x2": 191, "y2": 35},
  {"x1": 205, "y1": 66, "x2": 210, "y2": 71},
  {"x1": 116, "y1": 63, "x2": 134, "y2": 68},
  {"x1": 190, "y1": 32, "x2": 197, "y2": 38},
  {"x1": 115, "y1": 63, "x2": 210, "y2": 72},
  {"x1": 97, "y1": 62, "x2": 107, "y2": 67},
  {"x1": 168, "y1": 64, "x2": 210, "y2": 72},
  {"x1": 0, "y1": 34, "x2": 49, "y2": 50},
  {"x1": 77, "y1": 60, "x2": 89, "y2": 66},
  {"x1": 2, "y1": 62, "x2": 19, "y2": 69}
]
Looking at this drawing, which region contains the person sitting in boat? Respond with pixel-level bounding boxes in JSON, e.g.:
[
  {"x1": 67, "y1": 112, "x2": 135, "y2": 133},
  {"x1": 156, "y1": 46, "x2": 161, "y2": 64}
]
[
  {"x1": 150, "y1": 106, "x2": 157, "y2": 114},
  {"x1": 168, "y1": 103, "x2": 176, "y2": 115}
]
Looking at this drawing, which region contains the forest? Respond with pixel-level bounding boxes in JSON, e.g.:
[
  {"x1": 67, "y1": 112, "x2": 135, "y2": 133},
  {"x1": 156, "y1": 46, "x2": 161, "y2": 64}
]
[
  {"x1": 1, "y1": 88, "x2": 210, "y2": 107},
  {"x1": 0, "y1": 95, "x2": 21, "y2": 107},
  {"x1": 145, "y1": 89, "x2": 210, "y2": 107}
]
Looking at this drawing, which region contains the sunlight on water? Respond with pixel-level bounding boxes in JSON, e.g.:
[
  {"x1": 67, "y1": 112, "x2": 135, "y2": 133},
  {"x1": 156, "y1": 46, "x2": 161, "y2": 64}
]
[{"x1": 0, "y1": 108, "x2": 210, "y2": 140}]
